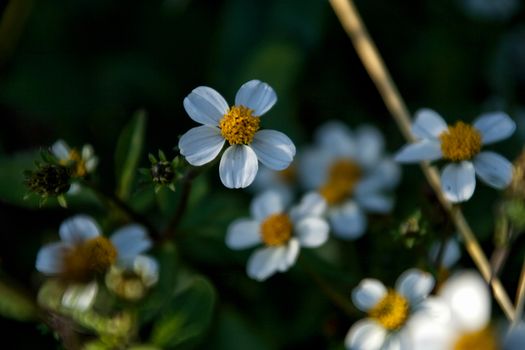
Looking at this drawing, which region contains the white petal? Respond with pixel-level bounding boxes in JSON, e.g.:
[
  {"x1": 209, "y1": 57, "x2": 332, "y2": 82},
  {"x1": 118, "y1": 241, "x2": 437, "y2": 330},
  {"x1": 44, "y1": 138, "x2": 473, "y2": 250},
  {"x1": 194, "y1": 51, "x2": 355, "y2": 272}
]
[
  {"x1": 51, "y1": 140, "x2": 71, "y2": 160},
  {"x1": 355, "y1": 125, "x2": 385, "y2": 167},
  {"x1": 251, "y1": 130, "x2": 296, "y2": 171},
  {"x1": 473, "y1": 112, "x2": 516, "y2": 145},
  {"x1": 85, "y1": 157, "x2": 98, "y2": 173},
  {"x1": 394, "y1": 141, "x2": 442, "y2": 163},
  {"x1": 295, "y1": 217, "x2": 329, "y2": 248},
  {"x1": 297, "y1": 148, "x2": 333, "y2": 189},
  {"x1": 441, "y1": 161, "x2": 476, "y2": 203},
  {"x1": 439, "y1": 270, "x2": 490, "y2": 332},
  {"x1": 36, "y1": 242, "x2": 69, "y2": 274},
  {"x1": 395, "y1": 269, "x2": 435, "y2": 305},
  {"x1": 504, "y1": 323, "x2": 525, "y2": 350},
  {"x1": 81, "y1": 144, "x2": 94, "y2": 161},
  {"x1": 183, "y1": 86, "x2": 229, "y2": 126},
  {"x1": 111, "y1": 224, "x2": 152, "y2": 263},
  {"x1": 411, "y1": 109, "x2": 448, "y2": 140},
  {"x1": 429, "y1": 238, "x2": 461, "y2": 268},
  {"x1": 219, "y1": 145, "x2": 259, "y2": 188},
  {"x1": 278, "y1": 238, "x2": 300, "y2": 272},
  {"x1": 59, "y1": 215, "x2": 101, "y2": 244},
  {"x1": 62, "y1": 282, "x2": 98, "y2": 311},
  {"x1": 289, "y1": 192, "x2": 327, "y2": 222},
  {"x1": 234, "y1": 80, "x2": 277, "y2": 116},
  {"x1": 382, "y1": 333, "x2": 404, "y2": 350},
  {"x1": 225, "y1": 219, "x2": 261, "y2": 250},
  {"x1": 247, "y1": 247, "x2": 287, "y2": 281},
  {"x1": 413, "y1": 297, "x2": 452, "y2": 325},
  {"x1": 133, "y1": 255, "x2": 159, "y2": 286},
  {"x1": 178, "y1": 125, "x2": 225, "y2": 166},
  {"x1": 315, "y1": 121, "x2": 356, "y2": 158},
  {"x1": 328, "y1": 202, "x2": 367, "y2": 240},
  {"x1": 250, "y1": 190, "x2": 286, "y2": 221},
  {"x1": 406, "y1": 312, "x2": 454, "y2": 350},
  {"x1": 356, "y1": 193, "x2": 394, "y2": 214},
  {"x1": 352, "y1": 279, "x2": 387, "y2": 312},
  {"x1": 357, "y1": 157, "x2": 401, "y2": 194},
  {"x1": 345, "y1": 319, "x2": 387, "y2": 350},
  {"x1": 473, "y1": 151, "x2": 513, "y2": 189}
]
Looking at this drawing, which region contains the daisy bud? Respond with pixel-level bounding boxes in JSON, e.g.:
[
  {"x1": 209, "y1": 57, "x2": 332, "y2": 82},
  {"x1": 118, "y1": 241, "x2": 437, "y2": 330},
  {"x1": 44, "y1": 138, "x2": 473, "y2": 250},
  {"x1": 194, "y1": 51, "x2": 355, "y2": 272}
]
[{"x1": 25, "y1": 163, "x2": 71, "y2": 199}]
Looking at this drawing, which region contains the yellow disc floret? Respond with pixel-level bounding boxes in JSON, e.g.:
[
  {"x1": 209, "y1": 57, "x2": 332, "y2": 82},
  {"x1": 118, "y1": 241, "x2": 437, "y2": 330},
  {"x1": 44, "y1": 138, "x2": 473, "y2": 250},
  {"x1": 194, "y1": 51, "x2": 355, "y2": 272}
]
[
  {"x1": 59, "y1": 149, "x2": 88, "y2": 178},
  {"x1": 369, "y1": 290, "x2": 409, "y2": 330},
  {"x1": 453, "y1": 326, "x2": 499, "y2": 350},
  {"x1": 260, "y1": 213, "x2": 293, "y2": 247},
  {"x1": 63, "y1": 236, "x2": 117, "y2": 282},
  {"x1": 219, "y1": 105, "x2": 260, "y2": 145},
  {"x1": 439, "y1": 121, "x2": 482, "y2": 161},
  {"x1": 319, "y1": 159, "x2": 362, "y2": 205}
]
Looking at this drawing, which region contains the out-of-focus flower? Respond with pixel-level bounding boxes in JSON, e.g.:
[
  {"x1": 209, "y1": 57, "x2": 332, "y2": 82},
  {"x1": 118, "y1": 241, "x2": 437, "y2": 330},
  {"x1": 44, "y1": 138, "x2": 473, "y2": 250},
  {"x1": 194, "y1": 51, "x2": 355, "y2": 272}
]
[
  {"x1": 35, "y1": 215, "x2": 152, "y2": 309},
  {"x1": 250, "y1": 162, "x2": 298, "y2": 204},
  {"x1": 225, "y1": 190, "x2": 329, "y2": 281},
  {"x1": 429, "y1": 237, "x2": 461, "y2": 269},
  {"x1": 52, "y1": 140, "x2": 98, "y2": 178},
  {"x1": 346, "y1": 269, "x2": 440, "y2": 350},
  {"x1": 178, "y1": 79, "x2": 296, "y2": 189},
  {"x1": 299, "y1": 121, "x2": 400, "y2": 239},
  {"x1": 105, "y1": 255, "x2": 159, "y2": 301},
  {"x1": 459, "y1": 0, "x2": 520, "y2": 21},
  {"x1": 395, "y1": 109, "x2": 515, "y2": 203}
]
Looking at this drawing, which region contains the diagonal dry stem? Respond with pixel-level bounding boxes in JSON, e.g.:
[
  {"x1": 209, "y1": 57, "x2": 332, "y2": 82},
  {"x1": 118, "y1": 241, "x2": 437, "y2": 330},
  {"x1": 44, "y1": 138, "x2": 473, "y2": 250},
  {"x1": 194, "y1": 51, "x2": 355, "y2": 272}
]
[{"x1": 329, "y1": 0, "x2": 516, "y2": 321}]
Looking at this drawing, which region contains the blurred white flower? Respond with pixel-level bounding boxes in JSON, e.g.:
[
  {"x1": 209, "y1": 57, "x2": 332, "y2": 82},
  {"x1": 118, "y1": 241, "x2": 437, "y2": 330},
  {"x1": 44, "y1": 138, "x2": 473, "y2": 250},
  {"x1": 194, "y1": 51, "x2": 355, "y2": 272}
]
[
  {"x1": 250, "y1": 162, "x2": 297, "y2": 204},
  {"x1": 395, "y1": 109, "x2": 515, "y2": 203},
  {"x1": 225, "y1": 190, "x2": 329, "y2": 281},
  {"x1": 346, "y1": 269, "x2": 441, "y2": 350},
  {"x1": 178, "y1": 80, "x2": 296, "y2": 189},
  {"x1": 52, "y1": 139, "x2": 98, "y2": 178},
  {"x1": 459, "y1": 0, "x2": 520, "y2": 21},
  {"x1": 36, "y1": 215, "x2": 152, "y2": 309},
  {"x1": 105, "y1": 254, "x2": 159, "y2": 301},
  {"x1": 299, "y1": 121, "x2": 400, "y2": 239}
]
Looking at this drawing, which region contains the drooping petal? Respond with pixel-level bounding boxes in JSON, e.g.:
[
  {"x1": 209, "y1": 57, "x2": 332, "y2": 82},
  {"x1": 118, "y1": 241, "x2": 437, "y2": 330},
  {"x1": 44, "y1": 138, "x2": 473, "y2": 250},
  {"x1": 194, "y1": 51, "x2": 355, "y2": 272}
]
[
  {"x1": 395, "y1": 269, "x2": 435, "y2": 305},
  {"x1": 62, "y1": 282, "x2": 98, "y2": 311},
  {"x1": 51, "y1": 140, "x2": 71, "y2": 160},
  {"x1": 355, "y1": 193, "x2": 394, "y2": 214},
  {"x1": 439, "y1": 271, "x2": 490, "y2": 332},
  {"x1": 473, "y1": 112, "x2": 516, "y2": 145},
  {"x1": 345, "y1": 319, "x2": 387, "y2": 350},
  {"x1": 315, "y1": 121, "x2": 356, "y2": 158},
  {"x1": 250, "y1": 190, "x2": 285, "y2": 221},
  {"x1": 251, "y1": 130, "x2": 296, "y2": 171},
  {"x1": 178, "y1": 125, "x2": 225, "y2": 166},
  {"x1": 441, "y1": 161, "x2": 476, "y2": 203},
  {"x1": 225, "y1": 219, "x2": 261, "y2": 250},
  {"x1": 183, "y1": 86, "x2": 229, "y2": 126},
  {"x1": 328, "y1": 202, "x2": 367, "y2": 240},
  {"x1": 219, "y1": 145, "x2": 259, "y2": 188},
  {"x1": 289, "y1": 192, "x2": 326, "y2": 222},
  {"x1": 59, "y1": 215, "x2": 101, "y2": 245},
  {"x1": 111, "y1": 224, "x2": 152, "y2": 263},
  {"x1": 234, "y1": 80, "x2": 277, "y2": 116},
  {"x1": 36, "y1": 242, "x2": 69, "y2": 274},
  {"x1": 278, "y1": 238, "x2": 300, "y2": 272},
  {"x1": 411, "y1": 109, "x2": 448, "y2": 140},
  {"x1": 394, "y1": 140, "x2": 442, "y2": 163},
  {"x1": 352, "y1": 279, "x2": 387, "y2": 312},
  {"x1": 247, "y1": 247, "x2": 287, "y2": 281},
  {"x1": 473, "y1": 151, "x2": 513, "y2": 189},
  {"x1": 295, "y1": 217, "x2": 329, "y2": 248}
]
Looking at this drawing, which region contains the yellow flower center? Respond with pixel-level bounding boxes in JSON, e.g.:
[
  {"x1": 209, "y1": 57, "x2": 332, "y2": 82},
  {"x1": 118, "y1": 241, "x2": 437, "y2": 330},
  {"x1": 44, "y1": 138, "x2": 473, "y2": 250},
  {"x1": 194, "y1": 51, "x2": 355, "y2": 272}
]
[
  {"x1": 439, "y1": 121, "x2": 482, "y2": 161},
  {"x1": 219, "y1": 105, "x2": 260, "y2": 145},
  {"x1": 260, "y1": 213, "x2": 293, "y2": 247},
  {"x1": 59, "y1": 149, "x2": 88, "y2": 177},
  {"x1": 63, "y1": 236, "x2": 117, "y2": 282},
  {"x1": 319, "y1": 159, "x2": 362, "y2": 205},
  {"x1": 369, "y1": 290, "x2": 409, "y2": 330},
  {"x1": 453, "y1": 326, "x2": 500, "y2": 350}
]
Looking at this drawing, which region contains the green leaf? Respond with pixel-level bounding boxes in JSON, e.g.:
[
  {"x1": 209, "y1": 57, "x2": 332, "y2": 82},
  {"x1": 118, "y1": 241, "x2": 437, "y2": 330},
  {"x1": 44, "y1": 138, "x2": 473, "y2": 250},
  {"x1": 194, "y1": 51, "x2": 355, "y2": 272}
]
[
  {"x1": 151, "y1": 276, "x2": 216, "y2": 348},
  {"x1": 0, "y1": 279, "x2": 38, "y2": 322},
  {"x1": 115, "y1": 110, "x2": 147, "y2": 200}
]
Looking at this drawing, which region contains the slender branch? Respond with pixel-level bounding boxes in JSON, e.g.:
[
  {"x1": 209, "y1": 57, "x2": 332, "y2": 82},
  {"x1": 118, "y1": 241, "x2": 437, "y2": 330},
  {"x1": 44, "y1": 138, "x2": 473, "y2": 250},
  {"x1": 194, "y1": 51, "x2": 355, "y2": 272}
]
[
  {"x1": 329, "y1": 0, "x2": 516, "y2": 320},
  {"x1": 514, "y1": 258, "x2": 525, "y2": 326}
]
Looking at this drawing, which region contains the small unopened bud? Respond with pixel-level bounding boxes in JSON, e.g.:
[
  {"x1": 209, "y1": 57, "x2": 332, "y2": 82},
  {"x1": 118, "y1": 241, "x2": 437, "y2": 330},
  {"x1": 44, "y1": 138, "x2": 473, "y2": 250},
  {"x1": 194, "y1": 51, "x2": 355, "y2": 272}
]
[
  {"x1": 151, "y1": 161, "x2": 174, "y2": 185},
  {"x1": 25, "y1": 164, "x2": 71, "y2": 197}
]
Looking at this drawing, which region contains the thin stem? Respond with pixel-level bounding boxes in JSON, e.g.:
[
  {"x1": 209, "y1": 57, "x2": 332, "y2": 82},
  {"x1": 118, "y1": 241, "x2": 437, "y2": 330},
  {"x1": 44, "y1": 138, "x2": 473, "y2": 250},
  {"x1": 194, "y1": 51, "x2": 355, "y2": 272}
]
[
  {"x1": 329, "y1": 0, "x2": 516, "y2": 321},
  {"x1": 514, "y1": 258, "x2": 525, "y2": 326}
]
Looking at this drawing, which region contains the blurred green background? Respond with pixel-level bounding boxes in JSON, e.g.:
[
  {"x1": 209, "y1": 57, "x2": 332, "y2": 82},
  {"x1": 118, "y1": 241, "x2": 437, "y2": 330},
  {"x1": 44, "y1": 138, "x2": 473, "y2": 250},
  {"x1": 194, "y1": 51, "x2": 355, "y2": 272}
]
[{"x1": 0, "y1": 0, "x2": 524, "y2": 348}]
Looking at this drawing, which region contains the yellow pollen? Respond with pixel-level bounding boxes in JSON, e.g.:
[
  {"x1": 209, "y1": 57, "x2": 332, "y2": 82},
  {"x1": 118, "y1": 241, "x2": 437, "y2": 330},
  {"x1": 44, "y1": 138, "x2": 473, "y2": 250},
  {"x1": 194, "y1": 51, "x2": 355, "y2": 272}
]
[
  {"x1": 59, "y1": 149, "x2": 87, "y2": 177},
  {"x1": 219, "y1": 105, "x2": 260, "y2": 145},
  {"x1": 453, "y1": 326, "x2": 500, "y2": 350},
  {"x1": 319, "y1": 159, "x2": 362, "y2": 205},
  {"x1": 260, "y1": 213, "x2": 293, "y2": 247},
  {"x1": 63, "y1": 236, "x2": 117, "y2": 282},
  {"x1": 369, "y1": 290, "x2": 409, "y2": 330},
  {"x1": 439, "y1": 121, "x2": 482, "y2": 161}
]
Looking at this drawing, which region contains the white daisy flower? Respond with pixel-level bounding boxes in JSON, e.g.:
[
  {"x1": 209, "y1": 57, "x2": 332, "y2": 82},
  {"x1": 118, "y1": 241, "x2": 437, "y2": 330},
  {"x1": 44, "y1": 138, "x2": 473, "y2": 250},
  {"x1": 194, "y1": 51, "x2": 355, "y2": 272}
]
[
  {"x1": 36, "y1": 215, "x2": 152, "y2": 308},
  {"x1": 178, "y1": 80, "x2": 296, "y2": 189},
  {"x1": 52, "y1": 139, "x2": 98, "y2": 178},
  {"x1": 346, "y1": 269, "x2": 442, "y2": 350},
  {"x1": 408, "y1": 271, "x2": 505, "y2": 350},
  {"x1": 299, "y1": 121, "x2": 400, "y2": 239},
  {"x1": 225, "y1": 190, "x2": 329, "y2": 281},
  {"x1": 395, "y1": 109, "x2": 516, "y2": 203}
]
